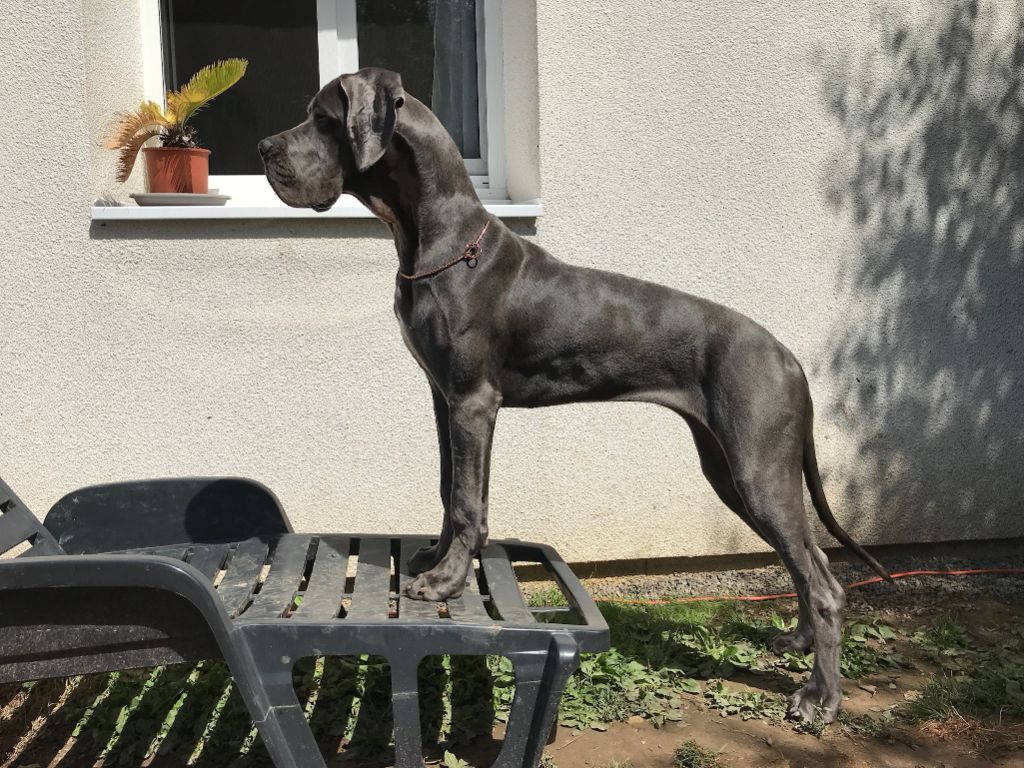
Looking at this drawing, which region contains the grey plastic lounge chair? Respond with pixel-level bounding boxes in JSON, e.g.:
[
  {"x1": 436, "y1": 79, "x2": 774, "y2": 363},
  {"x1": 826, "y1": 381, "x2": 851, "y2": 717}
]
[{"x1": 0, "y1": 475, "x2": 609, "y2": 768}]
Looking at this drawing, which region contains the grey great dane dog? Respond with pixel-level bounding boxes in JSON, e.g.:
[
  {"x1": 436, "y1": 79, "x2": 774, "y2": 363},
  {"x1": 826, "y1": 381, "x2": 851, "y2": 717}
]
[{"x1": 258, "y1": 67, "x2": 890, "y2": 722}]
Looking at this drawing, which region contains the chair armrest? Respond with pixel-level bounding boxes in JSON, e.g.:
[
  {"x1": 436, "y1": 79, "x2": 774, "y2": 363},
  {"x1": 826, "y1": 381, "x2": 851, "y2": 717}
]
[
  {"x1": 0, "y1": 554, "x2": 230, "y2": 625},
  {"x1": 0, "y1": 555, "x2": 235, "y2": 683},
  {"x1": 43, "y1": 477, "x2": 293, "y2": 554}
]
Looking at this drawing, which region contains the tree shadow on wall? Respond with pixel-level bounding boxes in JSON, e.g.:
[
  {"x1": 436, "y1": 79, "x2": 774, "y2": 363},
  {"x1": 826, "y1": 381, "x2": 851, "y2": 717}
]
[{"x1": 821, "y1": 0, "x2": 1024, "y2": 543}]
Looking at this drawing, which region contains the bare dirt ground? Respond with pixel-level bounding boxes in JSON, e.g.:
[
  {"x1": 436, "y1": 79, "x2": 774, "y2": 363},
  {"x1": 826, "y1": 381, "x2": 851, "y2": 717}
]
[{"x1": 537, "y1": 712, "x2": 1013, "y2": 768}]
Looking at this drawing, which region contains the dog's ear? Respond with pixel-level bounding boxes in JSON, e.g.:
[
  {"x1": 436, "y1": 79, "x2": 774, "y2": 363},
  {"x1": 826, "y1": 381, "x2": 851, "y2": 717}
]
[{"x1": 339, "y1": 68, "x2": 406, "y2": 172}]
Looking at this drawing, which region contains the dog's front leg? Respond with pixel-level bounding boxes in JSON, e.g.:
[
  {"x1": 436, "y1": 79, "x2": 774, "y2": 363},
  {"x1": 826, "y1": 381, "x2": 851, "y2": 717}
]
[
  {"x1": 405, "y1": 386, "x2": 499, "y2": 601},
  {"x1": 408, "y1": 385, "x2": 454, "y2": 576}
]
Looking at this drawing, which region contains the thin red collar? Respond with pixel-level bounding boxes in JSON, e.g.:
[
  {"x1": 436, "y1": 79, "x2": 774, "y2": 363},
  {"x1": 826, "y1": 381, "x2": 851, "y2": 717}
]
[{"x1": 398, "y1": 221, "x2": 491, "y2": 281}]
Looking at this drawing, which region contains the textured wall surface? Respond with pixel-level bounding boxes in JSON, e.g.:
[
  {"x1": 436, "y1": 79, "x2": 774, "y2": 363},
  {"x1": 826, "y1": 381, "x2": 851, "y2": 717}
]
[{"x1": 1, "y1": 0, "x2": 1021, "y2": 562}]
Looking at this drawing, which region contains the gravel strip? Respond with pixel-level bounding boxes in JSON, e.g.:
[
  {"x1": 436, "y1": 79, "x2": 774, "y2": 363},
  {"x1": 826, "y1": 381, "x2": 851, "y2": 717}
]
[{"x1": 552, "y1": 552, "x2": 1024, "y2": 615}]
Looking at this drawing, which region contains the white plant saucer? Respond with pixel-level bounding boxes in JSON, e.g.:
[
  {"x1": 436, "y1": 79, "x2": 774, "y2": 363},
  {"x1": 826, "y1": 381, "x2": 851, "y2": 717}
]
[{"x1": 130, "y1": 191, "x2": 230, "y2": 206}]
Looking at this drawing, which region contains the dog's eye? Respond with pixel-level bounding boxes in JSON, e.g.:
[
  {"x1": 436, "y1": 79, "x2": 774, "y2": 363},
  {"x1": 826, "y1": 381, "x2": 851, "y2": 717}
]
[{"x1": 314, "y1": 114, "x2": 335, "y2": 130}]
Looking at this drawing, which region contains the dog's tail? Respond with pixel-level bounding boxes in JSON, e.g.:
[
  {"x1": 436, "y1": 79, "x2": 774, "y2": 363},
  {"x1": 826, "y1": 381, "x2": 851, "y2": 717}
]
[{"x1": 803, "y1": 400, "x2": 892, "y2": 582}]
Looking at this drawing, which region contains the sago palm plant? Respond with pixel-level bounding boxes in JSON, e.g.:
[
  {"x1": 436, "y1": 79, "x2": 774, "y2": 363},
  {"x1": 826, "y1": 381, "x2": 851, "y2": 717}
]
[{"x1": 106, "y1": 58, "x2": 248, "y2": 182}]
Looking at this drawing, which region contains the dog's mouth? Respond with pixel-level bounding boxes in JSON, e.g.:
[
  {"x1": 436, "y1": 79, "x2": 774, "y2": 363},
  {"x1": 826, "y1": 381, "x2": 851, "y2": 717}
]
[
  {"x1": 261, "y1": 150, "x2": 341, "y2": 212},
  {"x1": 263, "y1": 163, "x2": 299, "y2": 202},
  {"x1": 264, "y1": 166, "x2": 336, "y2": 212}
]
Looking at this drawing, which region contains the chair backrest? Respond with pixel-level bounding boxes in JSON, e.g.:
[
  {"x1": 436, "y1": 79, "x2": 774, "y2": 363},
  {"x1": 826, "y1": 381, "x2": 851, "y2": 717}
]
[
  {"x1": 0, "y1": 477, "x2": 64, "y2": 558},
  {"x1": 44, "y1": 477, "x2": 293, "y2": 554}
]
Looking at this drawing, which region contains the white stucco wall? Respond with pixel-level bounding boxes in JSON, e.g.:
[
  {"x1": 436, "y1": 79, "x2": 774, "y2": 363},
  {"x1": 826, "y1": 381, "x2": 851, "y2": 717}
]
[{"x1": 1, "y1": 0, "x2": 1021, "y2": 563}]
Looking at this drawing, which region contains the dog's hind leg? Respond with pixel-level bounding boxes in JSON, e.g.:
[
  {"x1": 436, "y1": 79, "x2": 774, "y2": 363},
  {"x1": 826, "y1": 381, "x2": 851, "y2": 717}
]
[
  {"x1": 687, "y1": 417, "x2": 767, "y2": 537},
  {"x1": 720, "y1": 425, "x2": 846, "y2": 723},
  {"x1": 408, "y1": 385, "x2": 454, "y2": 576},
  {"x1": 686, "y1": 417, "x2": 815, "y2": 654}
]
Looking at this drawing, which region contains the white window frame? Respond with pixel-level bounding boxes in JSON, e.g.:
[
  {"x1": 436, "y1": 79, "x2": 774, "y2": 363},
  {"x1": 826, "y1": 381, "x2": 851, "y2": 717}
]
[{"x1": 138, "y1": 0, "x2": 508, "y2": 207}]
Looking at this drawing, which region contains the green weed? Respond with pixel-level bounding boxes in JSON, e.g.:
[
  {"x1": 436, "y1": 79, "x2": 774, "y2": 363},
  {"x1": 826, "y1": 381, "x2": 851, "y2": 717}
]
[
  {"x1": 840, "y1": 618, "x2": 906, "y2": 678},
  {"x1": 674, "y1": 738, "x2": 722, "y2": 767},
  {"x1": 704, "y1": 680, "x2": 787, "y2": 722},
  {"x1": 838, "y1": 709, "x2": 897, "y2": 739},
  {"x1": 553, "y1": 648, "x2": 697, "y2": 729}
]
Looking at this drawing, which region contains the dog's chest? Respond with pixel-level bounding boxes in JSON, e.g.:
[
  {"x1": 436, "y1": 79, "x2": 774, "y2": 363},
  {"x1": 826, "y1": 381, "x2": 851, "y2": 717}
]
[{"x1": 394, "y1": 289, "x2": 447, "y2": 379}]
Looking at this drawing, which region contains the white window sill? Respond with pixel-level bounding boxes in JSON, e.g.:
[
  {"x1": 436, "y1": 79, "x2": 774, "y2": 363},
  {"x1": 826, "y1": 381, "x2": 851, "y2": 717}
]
[{"x1": 91, "y1": 196, "x2": 544, "y2": 221}]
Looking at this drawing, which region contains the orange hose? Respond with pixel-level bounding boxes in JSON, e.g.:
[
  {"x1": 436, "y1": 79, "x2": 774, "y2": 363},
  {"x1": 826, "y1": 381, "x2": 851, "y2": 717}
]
[{"x1": 593, "y1": 567, "x2": 1024, "y2": 606}]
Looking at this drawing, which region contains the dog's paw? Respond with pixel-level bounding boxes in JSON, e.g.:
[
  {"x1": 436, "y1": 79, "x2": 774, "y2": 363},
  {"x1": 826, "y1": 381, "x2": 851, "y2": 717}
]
[
  {"x1": 407, "y1": 545, "x2": 440, "y2": 576},
  {"x1": 787, "y1": 682, "x2": 841, "y2": 724},
  {"x1": 404, "y1": 570, "x2": 465, "y2": 602}
]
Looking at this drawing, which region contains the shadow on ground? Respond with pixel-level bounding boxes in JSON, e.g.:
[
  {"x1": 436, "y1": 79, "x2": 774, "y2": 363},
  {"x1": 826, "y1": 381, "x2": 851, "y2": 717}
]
[{"x1": 0, "y1": 655, "x2": 492, "y2": 768}]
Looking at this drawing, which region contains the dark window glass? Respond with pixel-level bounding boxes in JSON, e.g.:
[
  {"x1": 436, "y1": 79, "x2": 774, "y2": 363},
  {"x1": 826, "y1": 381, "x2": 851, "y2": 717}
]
[
  {"x1": 356, "y1": 0, "x2": 481, "y2": 158},
  {"x1": 161, "y1": 0, "x2": 320, "y2": 175}
]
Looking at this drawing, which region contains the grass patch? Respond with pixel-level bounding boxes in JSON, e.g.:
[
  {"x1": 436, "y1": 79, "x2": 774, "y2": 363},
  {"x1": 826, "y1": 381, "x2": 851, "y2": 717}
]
[
  {"x1": 527, "y1": 585, "x2": 569, "y2": 607},
  {"x1": 901, "y1": 617, "x2": 1024, "y2": 723},
  {"x1": 674, "y1": 738, "x2": 722, "y2": 768}
]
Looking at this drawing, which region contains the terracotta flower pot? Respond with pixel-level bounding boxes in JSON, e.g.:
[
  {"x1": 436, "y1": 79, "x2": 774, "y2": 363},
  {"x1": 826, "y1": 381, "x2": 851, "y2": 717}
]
[{"x1": 143, "y1": 147, "x2": 211, "y2": 194}]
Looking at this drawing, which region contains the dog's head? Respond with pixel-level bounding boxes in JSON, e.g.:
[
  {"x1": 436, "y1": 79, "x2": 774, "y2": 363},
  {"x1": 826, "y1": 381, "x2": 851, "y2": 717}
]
[{"x1": 258, "y1": 68, "x2": 405, "y2": 212}]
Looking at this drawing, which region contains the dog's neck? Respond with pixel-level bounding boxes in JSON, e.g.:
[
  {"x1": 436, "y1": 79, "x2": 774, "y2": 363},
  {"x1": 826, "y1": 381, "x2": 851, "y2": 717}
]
[{"x1": 345, "y1": 98, "x2": 491, "y2": 278}]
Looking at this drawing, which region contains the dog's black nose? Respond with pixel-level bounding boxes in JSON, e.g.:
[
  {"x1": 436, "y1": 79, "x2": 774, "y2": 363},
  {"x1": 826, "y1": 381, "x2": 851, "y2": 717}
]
[{"x1": 258, "y1": 138, "x2": 274, "y2": 157}]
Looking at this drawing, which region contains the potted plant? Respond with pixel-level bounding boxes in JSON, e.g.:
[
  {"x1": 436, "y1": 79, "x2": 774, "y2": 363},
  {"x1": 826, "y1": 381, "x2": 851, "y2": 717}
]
[{"x1": 106, "y1": 58, "x2": 248, "y2": 194}]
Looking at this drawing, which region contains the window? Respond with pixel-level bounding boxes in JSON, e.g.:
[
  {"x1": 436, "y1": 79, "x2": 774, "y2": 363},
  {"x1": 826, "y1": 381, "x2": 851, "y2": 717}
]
[
  {"x1": 160, "y1": 2, "x2": 320, "y2": 176},
  {"x1": 144, "y1": 0, "x2": 505, "y2": 205}
]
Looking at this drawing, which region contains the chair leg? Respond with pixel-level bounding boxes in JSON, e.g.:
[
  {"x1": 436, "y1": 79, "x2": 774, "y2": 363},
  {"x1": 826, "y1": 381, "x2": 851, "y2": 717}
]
[
  {"x1": 228, "y1": 649, "x2": 328, "y2": 768},
  {"x1": 493, "y1": 635, "x2": 580, "y2": 768},
  {"x1": 492, "y1": 650, "x2": 547, "y2": 768},
  {"x1": 391, "y1": 654, "x2": 426, "y2": 768},
  {"x1": 522, "y1": 635, "x2": 579, "y2": 768}
]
